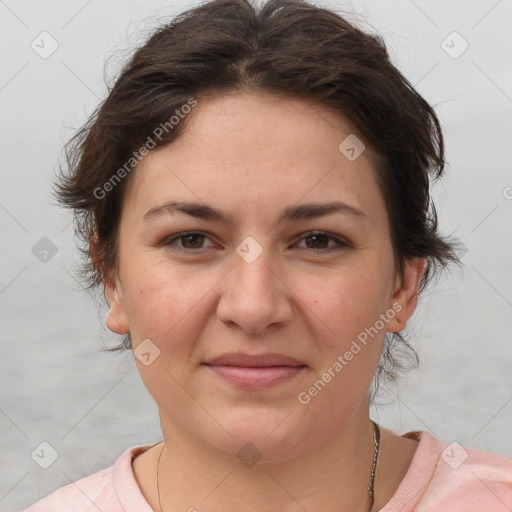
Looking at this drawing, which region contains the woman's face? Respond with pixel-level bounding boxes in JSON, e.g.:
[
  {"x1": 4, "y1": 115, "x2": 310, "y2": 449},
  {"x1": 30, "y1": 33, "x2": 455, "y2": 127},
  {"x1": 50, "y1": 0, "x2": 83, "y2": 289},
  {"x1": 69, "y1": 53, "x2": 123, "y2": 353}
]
[{"x1": 105, "y1": 91, "x2": 424, "y2": 461}]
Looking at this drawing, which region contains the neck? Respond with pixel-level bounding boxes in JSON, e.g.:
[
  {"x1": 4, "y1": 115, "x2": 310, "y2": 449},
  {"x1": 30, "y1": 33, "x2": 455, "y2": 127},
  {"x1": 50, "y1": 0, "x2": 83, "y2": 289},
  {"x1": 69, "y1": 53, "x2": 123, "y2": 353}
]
[{"x1": 156, "y1": 407, "x2": 378, "y2": 512}]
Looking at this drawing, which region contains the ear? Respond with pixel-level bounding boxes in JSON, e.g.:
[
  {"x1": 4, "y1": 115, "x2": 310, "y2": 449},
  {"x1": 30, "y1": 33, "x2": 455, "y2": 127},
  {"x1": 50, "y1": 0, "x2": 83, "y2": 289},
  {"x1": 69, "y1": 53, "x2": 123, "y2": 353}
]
[
  {"x1": 104, "y1": 276, "x2": 130, "y2": 335},
  {"x1": 386, "y1": 257, "x2": 427, "y2": 333},
  {"x1": 90, "y1": 238, "x2": 130, "y2": 335}
]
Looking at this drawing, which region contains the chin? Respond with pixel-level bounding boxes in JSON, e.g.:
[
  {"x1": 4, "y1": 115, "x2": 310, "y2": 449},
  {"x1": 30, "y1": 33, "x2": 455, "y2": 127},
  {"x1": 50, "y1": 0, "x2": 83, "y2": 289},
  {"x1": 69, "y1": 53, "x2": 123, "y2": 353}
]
[{"x1": 204, "y1": 413, "x2": 313, "y2": 464}]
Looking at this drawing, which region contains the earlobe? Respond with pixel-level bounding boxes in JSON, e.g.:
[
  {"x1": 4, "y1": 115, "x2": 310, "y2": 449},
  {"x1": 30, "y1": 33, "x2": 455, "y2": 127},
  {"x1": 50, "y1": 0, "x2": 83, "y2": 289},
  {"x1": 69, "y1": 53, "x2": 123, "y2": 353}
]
[
  {"x1": 90, "y1": 235, "x2": 130, "y2": 335},
  {"x1": 386, "y1": 258, "x2": 427, "y2": 333},
  {"x1": 104, "y1": 278, "x2": 130, "y2": 335}
]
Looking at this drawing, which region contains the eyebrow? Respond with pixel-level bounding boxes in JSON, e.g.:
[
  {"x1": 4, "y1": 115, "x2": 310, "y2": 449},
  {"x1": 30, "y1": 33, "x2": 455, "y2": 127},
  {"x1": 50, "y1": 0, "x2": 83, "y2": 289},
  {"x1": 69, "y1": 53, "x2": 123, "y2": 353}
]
[{"x1": 143, "y1": 200, "x2": 367, "y2": 225}]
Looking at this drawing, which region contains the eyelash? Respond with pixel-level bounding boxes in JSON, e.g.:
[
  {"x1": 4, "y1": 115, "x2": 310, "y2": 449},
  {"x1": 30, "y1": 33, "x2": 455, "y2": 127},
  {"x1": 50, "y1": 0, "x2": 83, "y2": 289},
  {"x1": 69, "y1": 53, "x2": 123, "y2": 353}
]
[{"x1": 162, "y1": 231, "x2": 350, "y2": 254}]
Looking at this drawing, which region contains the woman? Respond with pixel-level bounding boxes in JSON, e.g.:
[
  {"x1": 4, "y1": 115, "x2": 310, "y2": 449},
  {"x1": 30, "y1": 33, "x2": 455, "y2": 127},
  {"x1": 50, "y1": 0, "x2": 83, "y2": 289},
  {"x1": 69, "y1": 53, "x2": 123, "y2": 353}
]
[{"x1": 25, "y1": 0, "x2": 512, "y2": 510}]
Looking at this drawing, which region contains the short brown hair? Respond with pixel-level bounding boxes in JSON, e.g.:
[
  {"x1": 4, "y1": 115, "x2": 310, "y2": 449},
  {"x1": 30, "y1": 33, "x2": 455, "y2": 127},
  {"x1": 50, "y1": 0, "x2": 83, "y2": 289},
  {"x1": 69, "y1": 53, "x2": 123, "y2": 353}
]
[{"x1": 54, "y1": 0, "x2": 460, "y2": 399}]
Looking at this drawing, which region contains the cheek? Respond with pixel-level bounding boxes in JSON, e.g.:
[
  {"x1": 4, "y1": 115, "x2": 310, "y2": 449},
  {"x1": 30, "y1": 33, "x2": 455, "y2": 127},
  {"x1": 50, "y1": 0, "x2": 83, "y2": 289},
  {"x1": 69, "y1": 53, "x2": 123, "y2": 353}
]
[
  {"x1": 303, "y1": 262, "x2": 392, "y2": 350},
  {"x1": 121, "y1": 259, "x2": 220, "y2": 347},
  {"x1": 295, "y1": 265, "x2": 393, "y2": 413}
]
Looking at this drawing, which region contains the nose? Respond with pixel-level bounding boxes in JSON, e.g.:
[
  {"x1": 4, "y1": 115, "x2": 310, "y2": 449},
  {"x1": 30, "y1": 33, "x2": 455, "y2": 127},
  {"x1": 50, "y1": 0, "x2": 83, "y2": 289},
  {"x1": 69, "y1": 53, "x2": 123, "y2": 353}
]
[{"x1": 216, "y1": 240, "x2": 293, "y2": 334}]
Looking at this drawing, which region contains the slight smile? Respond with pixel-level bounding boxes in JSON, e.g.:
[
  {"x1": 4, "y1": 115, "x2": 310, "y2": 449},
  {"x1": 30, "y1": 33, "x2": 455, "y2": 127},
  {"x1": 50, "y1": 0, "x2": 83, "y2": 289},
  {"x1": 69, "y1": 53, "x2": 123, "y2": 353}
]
[{"x1": 202, "y1": 352, "x2": 308, "y2": 389}]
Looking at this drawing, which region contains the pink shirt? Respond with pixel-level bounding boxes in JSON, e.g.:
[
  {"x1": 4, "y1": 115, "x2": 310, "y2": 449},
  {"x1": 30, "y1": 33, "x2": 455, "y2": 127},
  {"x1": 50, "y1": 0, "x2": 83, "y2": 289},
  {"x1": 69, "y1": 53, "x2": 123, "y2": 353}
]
[{"x1": 23, "y1": 430, "x2": 512, "y2": 511}]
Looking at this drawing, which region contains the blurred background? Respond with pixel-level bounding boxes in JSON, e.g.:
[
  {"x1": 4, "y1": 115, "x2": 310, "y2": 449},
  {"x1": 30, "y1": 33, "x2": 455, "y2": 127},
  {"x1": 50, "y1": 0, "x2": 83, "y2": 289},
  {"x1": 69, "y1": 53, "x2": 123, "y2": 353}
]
[{"x1": 1, "y1": 0, "x2": 511, "y2": 510}]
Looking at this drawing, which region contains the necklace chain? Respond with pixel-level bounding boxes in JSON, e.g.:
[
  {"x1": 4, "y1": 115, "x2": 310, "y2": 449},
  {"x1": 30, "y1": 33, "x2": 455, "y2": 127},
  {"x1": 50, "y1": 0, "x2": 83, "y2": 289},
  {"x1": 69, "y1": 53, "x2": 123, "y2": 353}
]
[
  {"x1": 368, "y1": 420, "x2": 380, "y2": 511},
  {"x1": 156, "y1": 421, "x2": 380, "y2": 512}
]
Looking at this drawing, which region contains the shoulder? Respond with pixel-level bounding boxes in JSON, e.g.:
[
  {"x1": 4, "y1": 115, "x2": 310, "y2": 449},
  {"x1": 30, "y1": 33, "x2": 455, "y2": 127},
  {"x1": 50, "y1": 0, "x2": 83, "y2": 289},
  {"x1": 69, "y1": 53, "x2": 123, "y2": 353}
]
[
  {"x1": 22, "y1": 467, "x2": 115, "y2": 512},
  {"x1": 394, "y1": 430, "x2": 512, "y2": 512},
  {"x1": 22, "y1": 444, "x2": 155, "y2": 512}
]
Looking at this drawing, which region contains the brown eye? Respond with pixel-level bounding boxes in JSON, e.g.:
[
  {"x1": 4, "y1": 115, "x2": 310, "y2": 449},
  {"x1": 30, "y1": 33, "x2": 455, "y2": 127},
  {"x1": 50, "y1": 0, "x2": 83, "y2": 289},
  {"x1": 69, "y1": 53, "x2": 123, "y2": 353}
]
[
  {"x1": 180, "y1": 233, "x2": 205, "y2": 249},
  {"x1": 304, "y1": 233, "x2": 330, "y2": 249},
  {"x1": 296, "y1": 231, "x2": 349, "y2": 252},
  {"x1": 163, "y1": 231, "x2": 216, "y2": 252}
]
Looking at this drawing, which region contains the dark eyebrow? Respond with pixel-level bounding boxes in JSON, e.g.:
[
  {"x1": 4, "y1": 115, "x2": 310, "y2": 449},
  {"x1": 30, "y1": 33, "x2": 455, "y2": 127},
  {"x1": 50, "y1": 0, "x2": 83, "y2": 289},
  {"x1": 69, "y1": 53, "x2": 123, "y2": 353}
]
[{"x1": 143, "y1": 200, "x2": 367, "y2": 224}]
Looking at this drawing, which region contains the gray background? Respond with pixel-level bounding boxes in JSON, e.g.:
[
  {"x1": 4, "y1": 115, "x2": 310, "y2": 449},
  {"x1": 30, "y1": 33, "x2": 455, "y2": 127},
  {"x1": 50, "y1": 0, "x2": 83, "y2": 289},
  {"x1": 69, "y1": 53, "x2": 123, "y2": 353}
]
[{"x1": 1, "y1": 0, "x2": 511, "y2": 510}]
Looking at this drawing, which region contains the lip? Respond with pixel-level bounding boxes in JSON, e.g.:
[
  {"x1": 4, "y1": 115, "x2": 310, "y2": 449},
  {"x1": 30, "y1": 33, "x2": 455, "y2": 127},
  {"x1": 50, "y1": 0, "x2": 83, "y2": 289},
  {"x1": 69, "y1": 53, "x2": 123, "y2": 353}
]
[
  {"x1": 204, "y1": 352, "x2": 306, "y2": 367},
  {"x1": 202, "y1": 352, "x2": 307, "y2": 389},
  {"x1": 204, "y1": 365, "x2": 307, "y2": 389}
]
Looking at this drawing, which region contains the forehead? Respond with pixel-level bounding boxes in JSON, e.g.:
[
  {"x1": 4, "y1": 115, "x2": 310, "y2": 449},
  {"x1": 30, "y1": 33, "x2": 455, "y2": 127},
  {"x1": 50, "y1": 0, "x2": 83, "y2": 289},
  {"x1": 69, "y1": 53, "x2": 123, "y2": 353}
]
[{"x1": 122, "y1": 91, "x2": 386, "y2": 226}]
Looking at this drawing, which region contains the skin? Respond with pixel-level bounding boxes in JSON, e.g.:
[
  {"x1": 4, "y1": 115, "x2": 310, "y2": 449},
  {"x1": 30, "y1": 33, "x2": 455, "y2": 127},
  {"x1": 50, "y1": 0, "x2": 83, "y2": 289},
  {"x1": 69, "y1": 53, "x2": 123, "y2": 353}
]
[{"x1": 101, "y1": 90, "x2": 426, "y2": 511}]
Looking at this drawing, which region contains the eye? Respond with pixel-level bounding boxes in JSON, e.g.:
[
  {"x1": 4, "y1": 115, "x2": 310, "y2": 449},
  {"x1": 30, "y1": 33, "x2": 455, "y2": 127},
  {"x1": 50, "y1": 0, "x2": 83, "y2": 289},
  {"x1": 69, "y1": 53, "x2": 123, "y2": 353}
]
[
  {"x1": 295, "y1": 231, "x2": 350, "y2": 252},
  {"x1": 162, "y1": 230, "x2": 350, "y2": 254},
  {"x1": 162, "y1": 231, "x2": 216, "y2": 252}
]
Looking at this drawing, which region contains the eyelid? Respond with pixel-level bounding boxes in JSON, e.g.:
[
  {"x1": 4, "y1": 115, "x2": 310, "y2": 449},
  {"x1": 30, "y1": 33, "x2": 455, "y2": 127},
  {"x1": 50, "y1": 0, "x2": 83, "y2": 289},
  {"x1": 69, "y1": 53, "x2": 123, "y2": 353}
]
[
  {"x1": 162, "y1": 231, "x2": 217, "y2": 252},
  {"x1": 162, "y1": 230, "x2": 350, "y2": 253},
  {"x1": 294, "y1": 231, "x2": 350, "y2": 251}
]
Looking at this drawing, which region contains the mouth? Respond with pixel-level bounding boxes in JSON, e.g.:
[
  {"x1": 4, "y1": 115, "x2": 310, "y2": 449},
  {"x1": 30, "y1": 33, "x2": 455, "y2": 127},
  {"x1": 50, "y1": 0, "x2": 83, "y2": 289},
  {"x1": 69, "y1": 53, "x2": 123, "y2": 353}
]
[
  {"x1": 203, "y1": 364, "x2": 307, "y2": 389},
  {"x1": 202, "y1": 352, "x2": 307, "y2": 389}
]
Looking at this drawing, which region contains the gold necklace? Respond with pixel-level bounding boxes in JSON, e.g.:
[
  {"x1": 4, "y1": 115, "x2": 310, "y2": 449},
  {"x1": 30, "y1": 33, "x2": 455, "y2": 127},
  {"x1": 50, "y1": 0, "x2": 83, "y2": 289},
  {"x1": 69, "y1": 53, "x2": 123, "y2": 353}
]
[{"x1": 156, "y1": 421, "x2": 380, "y2": 512}]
